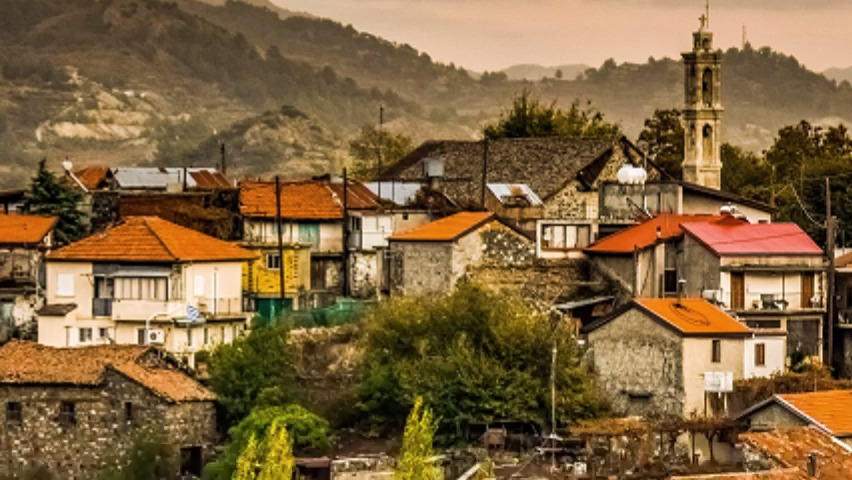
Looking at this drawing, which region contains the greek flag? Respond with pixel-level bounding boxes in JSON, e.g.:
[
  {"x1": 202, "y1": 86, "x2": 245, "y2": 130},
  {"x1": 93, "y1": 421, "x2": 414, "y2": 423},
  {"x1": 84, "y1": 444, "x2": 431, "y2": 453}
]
[{"x1": 186, "y1": 305, "x2": 200, "y2": 322}]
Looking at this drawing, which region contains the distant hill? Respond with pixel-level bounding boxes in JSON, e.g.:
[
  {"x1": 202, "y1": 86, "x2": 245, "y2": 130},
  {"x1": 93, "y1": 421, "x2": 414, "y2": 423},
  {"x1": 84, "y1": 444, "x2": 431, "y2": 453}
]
[
  {"x1": 190, "y1": 0, "x2": 309, "y2": 19},
  {"x1": 501, "y1": 64, "x2": 589, "y2": 81},
  {"x1": 824, "y1": 66, "x2": 852, "y2": 85}
]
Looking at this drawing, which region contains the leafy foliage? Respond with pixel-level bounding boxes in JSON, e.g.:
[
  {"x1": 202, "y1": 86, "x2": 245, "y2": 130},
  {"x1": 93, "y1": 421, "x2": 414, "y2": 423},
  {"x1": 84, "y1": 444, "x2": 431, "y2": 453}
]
[
  {"x1": 97, "y1": 428, "x2": 175, "y2": 480},
  {"x1": 204, "y1": 405, "x2": 323, "y2": 480},
  {"x1": 230, "y1": 419, "x2": 294, "y2": 480},
  {"x1": 637, "y1": 109, "x2": 683, "y2": 179},
  {"x1": 348, "y1": 125, "x2": 414, "y2": 180},
  {"x1": 207, "y1": 324, "x2": 295, "y2": 427},
  {"x1": 358, "y1": 283, "x2": 606, "y2": 441},
  {"x1": 483, "y1": 90, "x2": 620, "y2": 140},
  {"x1": 720, "y1": 144, "x2": 771, "y2": 202},
  {"x1": 733, "y1": 364, "x2": 852, "y2": 410},
  {"x1": 394, "y1": 397, "x2": 440, "y2": 480},
  {"x1": 24, "y1": 159, "x2": 85, "y2": 247}
]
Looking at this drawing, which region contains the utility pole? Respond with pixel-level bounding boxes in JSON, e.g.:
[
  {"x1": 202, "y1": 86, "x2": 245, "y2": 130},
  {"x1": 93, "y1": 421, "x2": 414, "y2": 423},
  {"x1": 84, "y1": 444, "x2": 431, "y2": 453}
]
[
  {"x1": 275, "y1": 176, "x2": 286, "y2": 318},
  {"x1": 220, "y1": 142, "x2": 227, "y2": 175},
  {"x1": 342, "y1": 168, "x2": 350, "y2": 297},
  {"x1": 480, "y1": 137, "x2": 488, "y2": 209},
  {"x1": 826, "y1": 177, "x2": 836, "y2": 369},
  {"x1": 377, "y1": 106, "x2": 384, "y2": 201}
]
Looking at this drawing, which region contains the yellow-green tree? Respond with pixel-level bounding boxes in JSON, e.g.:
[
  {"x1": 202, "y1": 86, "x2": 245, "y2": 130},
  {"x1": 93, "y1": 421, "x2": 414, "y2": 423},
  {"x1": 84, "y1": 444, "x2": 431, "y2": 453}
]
[
  {"x1": 232, "y1": 420, "x2": 294, "y2": 480},
  {"x1": 394, "y1": 397, "x2": 440, "y2": 480}
]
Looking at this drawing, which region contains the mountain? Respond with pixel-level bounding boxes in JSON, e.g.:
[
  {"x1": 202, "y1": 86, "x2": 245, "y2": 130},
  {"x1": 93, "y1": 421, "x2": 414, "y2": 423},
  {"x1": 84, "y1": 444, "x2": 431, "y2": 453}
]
[
  {"x1": 501, "y1": 64, "x2": 589, "y2": 81},
  {"x1": 190, "y1": 0, "x2": 309, "y2": 19},
  {"x1": 824, "y1": 66, "x2": 852, "y2": 85}
]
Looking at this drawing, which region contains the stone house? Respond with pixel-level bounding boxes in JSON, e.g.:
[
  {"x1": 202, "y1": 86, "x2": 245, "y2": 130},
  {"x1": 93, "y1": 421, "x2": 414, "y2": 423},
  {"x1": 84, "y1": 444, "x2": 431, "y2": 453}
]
[
  {"x1": 387, "y1": 212, "x2": 533, "y2": 295},
  {"x1": 0, "y1": 214, "x2": 57, "y2": 340},
  {"x1": 239, "y1": 178, "x2": 431, "y2": 306},
  {"x1": 37, "y1": 216, "x2": 254, "y2": 367},
  {"x1": 736, "y1": 390, "x2": 852, "y2": 448},
  {"x1": 582, "y1": 298, "x2": 759, "y2": 419},
  {"x1": 679, "y1": 218, "x2": 825, "y2": 363},
  {"x1": 0, "y1": 340, "x2": 217, "y2": 478}
]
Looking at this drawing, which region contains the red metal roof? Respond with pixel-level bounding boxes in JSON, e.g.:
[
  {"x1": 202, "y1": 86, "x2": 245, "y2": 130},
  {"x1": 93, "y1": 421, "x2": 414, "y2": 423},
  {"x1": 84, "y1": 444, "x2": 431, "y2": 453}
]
[
  {"x1": 48, "y1": 216, "x2": 254, "y2": 263},
  {"x1": 388, "y1": 212, "x2": 495, "y2": 242},
  {"x1": 681, "y1": 219, "x2": 823, "y2": 256},
  {"x1": 585, "y1": 214, "x2": 727, "y2": 254},
  {"x1": 0, "y1": 214, "x2": 57, "y2": 245},
  {"x1": 635, "y1": 298, "x2": 752, "y2": 336},
  {"x1": 239, "y1": 180, "x2": 380, "y2": 220}
]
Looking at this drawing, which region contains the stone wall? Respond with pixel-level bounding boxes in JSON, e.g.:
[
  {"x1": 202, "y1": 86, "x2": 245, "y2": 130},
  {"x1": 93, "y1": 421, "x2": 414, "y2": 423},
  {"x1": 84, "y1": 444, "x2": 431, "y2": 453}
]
[
  {"x1": 587, "y1": 308, "x2": 685, "y2": 418},
  {"x1": 389, "y1": 242, "x2": 452, "y2": 296},
  {"x1": 350, "y1": 251, "x2": 379, "y2": 299},
  {"x1": 0, "y1": 369, "x2": 216, "y2": 478}
]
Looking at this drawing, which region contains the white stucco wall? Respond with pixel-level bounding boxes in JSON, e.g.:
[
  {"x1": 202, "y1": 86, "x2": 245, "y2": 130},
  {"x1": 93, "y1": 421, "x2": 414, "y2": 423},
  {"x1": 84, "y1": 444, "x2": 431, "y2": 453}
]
[
  {"x1": 681, "y1": 336, "x2": 746, "y2": 417},
  {"x1": 744, "y1": 335, "x2": 786, "y2": 379}
]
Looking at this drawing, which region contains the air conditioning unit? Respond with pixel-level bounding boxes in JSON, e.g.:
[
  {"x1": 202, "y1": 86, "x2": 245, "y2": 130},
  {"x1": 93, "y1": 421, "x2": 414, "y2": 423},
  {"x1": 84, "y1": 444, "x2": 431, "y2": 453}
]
[{"x1": 148, "y1": 329, "x2": 165, "y2": 344}]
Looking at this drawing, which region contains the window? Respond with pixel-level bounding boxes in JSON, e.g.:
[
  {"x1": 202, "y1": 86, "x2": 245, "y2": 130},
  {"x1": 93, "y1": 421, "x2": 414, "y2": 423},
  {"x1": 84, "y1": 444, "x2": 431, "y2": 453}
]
[
  {"x1": 115, "y1": 277, "x2": 167, "y2": 301},
  {"x1": 349, "y1": 216, "x2": 362, "y2": 232},
  {"x1": 801, "y1": 272, "x2": 815, "y2": 308},
  {"x1": 99, "y1": 328, "x2": 109, "y2": 339},
  {"x1": 541, "y1": 224, "x2": 590, "y2": 250},
  {"x1": 664, "y1": 269, "x2": 678, "y2": 295},
  {"x1": 711, "y1": 339, "x2": 722, "y2": 363},
  {"x1": 57, "y1": 273, "x2": 75, "y2": 297},
  {"x1": 203, "y1": 327, "x2": 209, "y2": 346},
  {"x1": 266, "y1": 253, "x2": 281, "y2": 271},
  {"x1": 124, "y1": 402, "x2": 134, "y2": 424},
  {"x1": 59, "y1": 402, "x2": 75, "y2": 426},
  {"x1": 193, "y1": 275, "x2": 205, "y2": 297},
  {"x1": 6, "y1": 402, "x2": 22, "y2": 425},
  {"x1": 746, "y1": 319, "x2": 782, "y2": 330},
  {"x1": 187, "y1": 327, "x2": 193, "y2": 347},
  {"x1": 136, "y1": 328, "x2": 146, "y2": 345},
  {"x1": 78, "y1": 328, "x2": 93, "y2": 344},
  {"x1": 755, "y1": 343, "x2": 766, "y2": 367}
]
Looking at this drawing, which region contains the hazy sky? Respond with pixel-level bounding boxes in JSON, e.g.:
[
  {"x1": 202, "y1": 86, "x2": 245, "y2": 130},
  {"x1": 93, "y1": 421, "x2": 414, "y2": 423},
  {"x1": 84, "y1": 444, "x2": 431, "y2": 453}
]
[{"x1": 271, "y1": 0, "x2": 852, "y2": 73}]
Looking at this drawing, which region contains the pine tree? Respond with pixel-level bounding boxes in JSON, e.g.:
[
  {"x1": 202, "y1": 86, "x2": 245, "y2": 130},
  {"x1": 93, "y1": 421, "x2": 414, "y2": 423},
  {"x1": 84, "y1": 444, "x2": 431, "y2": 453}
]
[
  {"x1": 257, "y1": 420, "x2": 294, "y2": 480},
  {"x1": 25, "y1": 159, "x2": 85, "y2": 246},
  {"x1": 234, "y1": 433, "x2": 259, "y2": 480},
  {"x1": 394, "y1": 397, "x2": 440, "y2": 480}
]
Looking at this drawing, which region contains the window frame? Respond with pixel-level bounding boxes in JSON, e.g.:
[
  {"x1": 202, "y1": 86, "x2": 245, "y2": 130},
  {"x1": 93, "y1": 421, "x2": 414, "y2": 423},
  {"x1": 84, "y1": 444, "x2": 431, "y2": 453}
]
[
  {"x1": 59, "y1": 401, "x2": 76, "y2": 427},
  {"x1": 711, "y1": 339, "x2": 722, "y2": 363},
  {"x1": 56, "y1": 273, "x2": 75, "y2": 297},
  {"x1": 755, "y1": 343, "x2": 766, "y2": 367},
  {"x1": 540, "y1": 224, "x2": 590, "y2": 251},
  {"x1": 78, "y1": 327, "x2": 93, "y2": 344},
  {"x1": 124, "y1": 402, "x2": 134, "y2": 425},
  {"x1": 6, "y1": 402, "x2": 22, "y2": 426},
  {"x1": 266, "y1": 253, "x2": 281, "y2": 271}
]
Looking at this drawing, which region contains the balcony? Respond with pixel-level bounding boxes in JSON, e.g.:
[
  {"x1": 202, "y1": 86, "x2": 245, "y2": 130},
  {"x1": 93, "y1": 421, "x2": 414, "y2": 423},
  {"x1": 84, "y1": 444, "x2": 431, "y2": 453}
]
[
  {"x1": 196, "y1": 297, "x2": 243, "y2": 317},
  {"x1": 703, "y1": 289, "x2": 824, "y2": 313}
]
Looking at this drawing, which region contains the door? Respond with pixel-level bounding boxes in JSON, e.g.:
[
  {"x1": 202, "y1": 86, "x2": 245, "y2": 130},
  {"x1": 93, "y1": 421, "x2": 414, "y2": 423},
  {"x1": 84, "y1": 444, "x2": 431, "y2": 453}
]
[
  {"x1": 180, "y1": 446, "x2": 203, "y2": 477},
  {"x1": 730, "y1": 272, "x2": 745, "y2": 310},
  {"x1": 801, "y1": 272, "x2": 815, "y2": 308}
]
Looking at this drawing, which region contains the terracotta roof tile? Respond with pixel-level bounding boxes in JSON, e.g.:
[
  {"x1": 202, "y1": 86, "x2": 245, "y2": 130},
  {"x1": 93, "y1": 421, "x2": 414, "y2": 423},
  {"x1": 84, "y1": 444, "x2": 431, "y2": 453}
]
[
  {"x1": 585, "y1": 214, "x2": 728, "y2": 254},
  {"x1": 0, "y1": 340, "x2": 214, "y2": 403},
  {"x1": 635, "y1": 298, "x2": 752, "y2": 336},
  {"x1": 741, "y1": 427, "x2": 852, "y2": 479},
  {"x1": 776, "y1": 390, "x2": 852, "y2": 436},
  {"x1": 48, "y1": 216, "x2": 254, "y2": 262},
  {"x1": 0, "y1": 214, "x2": 56, "y2": 244},
  {"x1": 73, "y1": 166, "x2": 109, "y2": 190},
  {"x1": 239, "y1": 180, "x2": 380, "y2": 219},
  {"x1": 681, "y1": 220, "x2": 823, "y2": 256},
  {"x1": 388, "y1": 212, "x2": 495, "y2": 242}
]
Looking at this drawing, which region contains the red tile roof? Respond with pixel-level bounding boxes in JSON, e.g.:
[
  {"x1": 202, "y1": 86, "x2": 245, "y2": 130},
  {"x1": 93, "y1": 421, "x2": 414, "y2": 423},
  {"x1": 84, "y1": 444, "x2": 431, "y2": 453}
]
[
  {"x1": 48, "y1": 216, "x2": 254, "y2": 263},
  {"x1": 0, "y1": 214, "x2": 57, "y2": 245},
  {"x1": 388, "y1": 212, "x2": 496, "y2": 242},
  {"x1": 0, "y1": 340, "x2": 215, "y2": 403},
  {"x1": 585, "y1": 214, "x2": 728, "y2": 254},
  {"x1": 740, "y1": 427, "x2": 852, "y2": 479},
  {"x1": 775, "y1": 390, "x2": 852, "y2": 437},
  {"x1": 73, "y1": 166, "x2": 109, "y2": 190},
  {"x1": 681, "y1": 219, "x2": 823, "y2": 256},
  {"x1": 239, "y1": 180, "x2": 380, "y2": 219},
  {"x1": 635, "y1": 298, "x2": 752, "y2": 336}
]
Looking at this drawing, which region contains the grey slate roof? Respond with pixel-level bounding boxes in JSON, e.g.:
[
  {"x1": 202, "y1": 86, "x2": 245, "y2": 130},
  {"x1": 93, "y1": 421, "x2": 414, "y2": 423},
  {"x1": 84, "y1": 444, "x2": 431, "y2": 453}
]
[{"x1": 37, "y1": 303, "x2": 78, "y2": 316}]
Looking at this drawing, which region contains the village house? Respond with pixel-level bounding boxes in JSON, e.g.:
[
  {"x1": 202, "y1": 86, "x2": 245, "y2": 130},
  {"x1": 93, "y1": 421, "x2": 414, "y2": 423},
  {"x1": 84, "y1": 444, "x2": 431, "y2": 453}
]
[
  {"x1": 0, "y1": 214, "x2": 57, "y2": 340},
  {"x1": 36, "y1": 216, "x2": 254, "y2": 367},
  {"x1": 387, "y1": 212, "x2": 533, "y2": 295},
  {"x1": 736, "y1": 390, "x2": 852, "y2": 448},
  {"x1": 582, "y1": 298, "x2": 775, "y2": 420},
  {"x1": 0, "y1": 340, "x2": 217, "y2": 478},
  {"x1": 679, "y1": 217, "x2": 825, "y2": 363},
  {"x1": 239, "y1": 178, "x2": 431, "y2": 308}
]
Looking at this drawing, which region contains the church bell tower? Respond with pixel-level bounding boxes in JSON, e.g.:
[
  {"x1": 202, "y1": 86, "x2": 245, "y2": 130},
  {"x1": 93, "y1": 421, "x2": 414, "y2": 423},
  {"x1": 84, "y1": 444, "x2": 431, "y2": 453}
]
[{"x1": 682, "y1": 10, "x2": 723, "y2": 190}]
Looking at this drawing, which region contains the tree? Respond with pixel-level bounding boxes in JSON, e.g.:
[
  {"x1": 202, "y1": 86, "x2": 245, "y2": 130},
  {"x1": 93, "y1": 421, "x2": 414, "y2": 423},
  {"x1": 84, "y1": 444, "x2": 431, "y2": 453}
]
[
  {"x1": 394, "y1": 397, "x2": 440, "y2": 480},
  {"x1": 231, "y1": 419, "x2": 294, "y2": 480},
  {"x1": 720, "y1": 144, "x2": 771, "y2": 202},
  {"x1": 483, "y1": 90, "x2": 619, "y2": 140},
  {"x1": 25, "y1": 159, "x2": 84, "y2": 246},
  {"x1": 637, "y1": 109, "x2": 684, "y2": 179},
  {"x1": 554, "y1": 69, "x2": 563, "y2": 80},
  {"x1": 203, "y1": 405, "x2": 329, "y2": 480},
  {"x1": 357, "y1": 283, "x2": 606, "y2": 442},
  {"x1": 207, "y1": 324, "x2": 295, "y2": 427},
  {"x1": 348, "y1": 125, "x2": 414, "y2": 180}
]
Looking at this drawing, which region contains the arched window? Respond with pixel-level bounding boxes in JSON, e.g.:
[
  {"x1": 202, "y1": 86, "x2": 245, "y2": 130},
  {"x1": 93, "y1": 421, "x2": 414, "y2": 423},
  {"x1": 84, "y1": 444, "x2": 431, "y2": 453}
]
[
  {"x1": 703, "y1": 125, "x2": 713, "y2": 162},
  {"x1": 702, "y1": 68, "x2": 713, "y2": 107}
]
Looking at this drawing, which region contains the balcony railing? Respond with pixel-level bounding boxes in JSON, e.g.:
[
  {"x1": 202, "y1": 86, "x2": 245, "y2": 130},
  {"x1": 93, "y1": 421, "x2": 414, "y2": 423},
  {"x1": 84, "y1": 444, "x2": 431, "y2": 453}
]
[{"x1": 702, "y1": 289, "x2": 824, "y2": 312}]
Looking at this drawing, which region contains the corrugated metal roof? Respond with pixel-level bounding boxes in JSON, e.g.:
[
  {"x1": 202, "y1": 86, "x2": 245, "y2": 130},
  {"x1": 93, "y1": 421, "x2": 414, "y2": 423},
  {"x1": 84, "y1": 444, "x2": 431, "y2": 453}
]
[
  {"x1": 486, "y1": 183, "x2": 543, "y2": 206},
  {"x1": 681, "y1": 219, "x2": 823, "y2": 256},
  {"x1": 111, "y1": 167, "x2": 231, "y2": 190},
  {"x1": 366, "y1": 182, "x2": 422, "y2": 205}
]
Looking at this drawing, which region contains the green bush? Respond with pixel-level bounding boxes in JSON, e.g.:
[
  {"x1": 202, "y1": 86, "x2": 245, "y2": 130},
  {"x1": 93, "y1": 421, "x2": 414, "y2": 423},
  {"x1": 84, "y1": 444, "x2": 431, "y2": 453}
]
[{"x1": 97, "y1": 428, "x2": 175, "y2": 480}]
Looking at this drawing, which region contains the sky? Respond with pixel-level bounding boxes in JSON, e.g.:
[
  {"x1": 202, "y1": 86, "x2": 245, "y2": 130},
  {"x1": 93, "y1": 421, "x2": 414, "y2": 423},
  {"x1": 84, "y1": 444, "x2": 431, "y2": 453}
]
[{"x1": 270, "y1": 0, "x2": 852, "y2": 73}]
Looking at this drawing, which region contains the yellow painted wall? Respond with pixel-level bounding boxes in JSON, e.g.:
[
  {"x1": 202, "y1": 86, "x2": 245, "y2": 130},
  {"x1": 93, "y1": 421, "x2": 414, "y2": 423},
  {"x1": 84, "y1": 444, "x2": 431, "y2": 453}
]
[{"x1": 242, "y1": 247, "x2": 310, "y2": 295}]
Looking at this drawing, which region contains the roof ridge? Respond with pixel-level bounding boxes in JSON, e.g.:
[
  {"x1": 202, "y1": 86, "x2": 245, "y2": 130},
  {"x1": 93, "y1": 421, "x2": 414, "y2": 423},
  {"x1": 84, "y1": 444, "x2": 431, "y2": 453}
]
[{"x1": 140, "y1": 217, "x2": 180, "y2": 261}]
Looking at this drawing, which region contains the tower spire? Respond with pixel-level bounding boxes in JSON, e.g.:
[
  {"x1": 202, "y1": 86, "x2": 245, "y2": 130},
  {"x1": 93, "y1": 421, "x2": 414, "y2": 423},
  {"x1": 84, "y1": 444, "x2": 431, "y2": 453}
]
[{"x1": 706, "y1": 0, "x2": 710, "y2": 29}]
